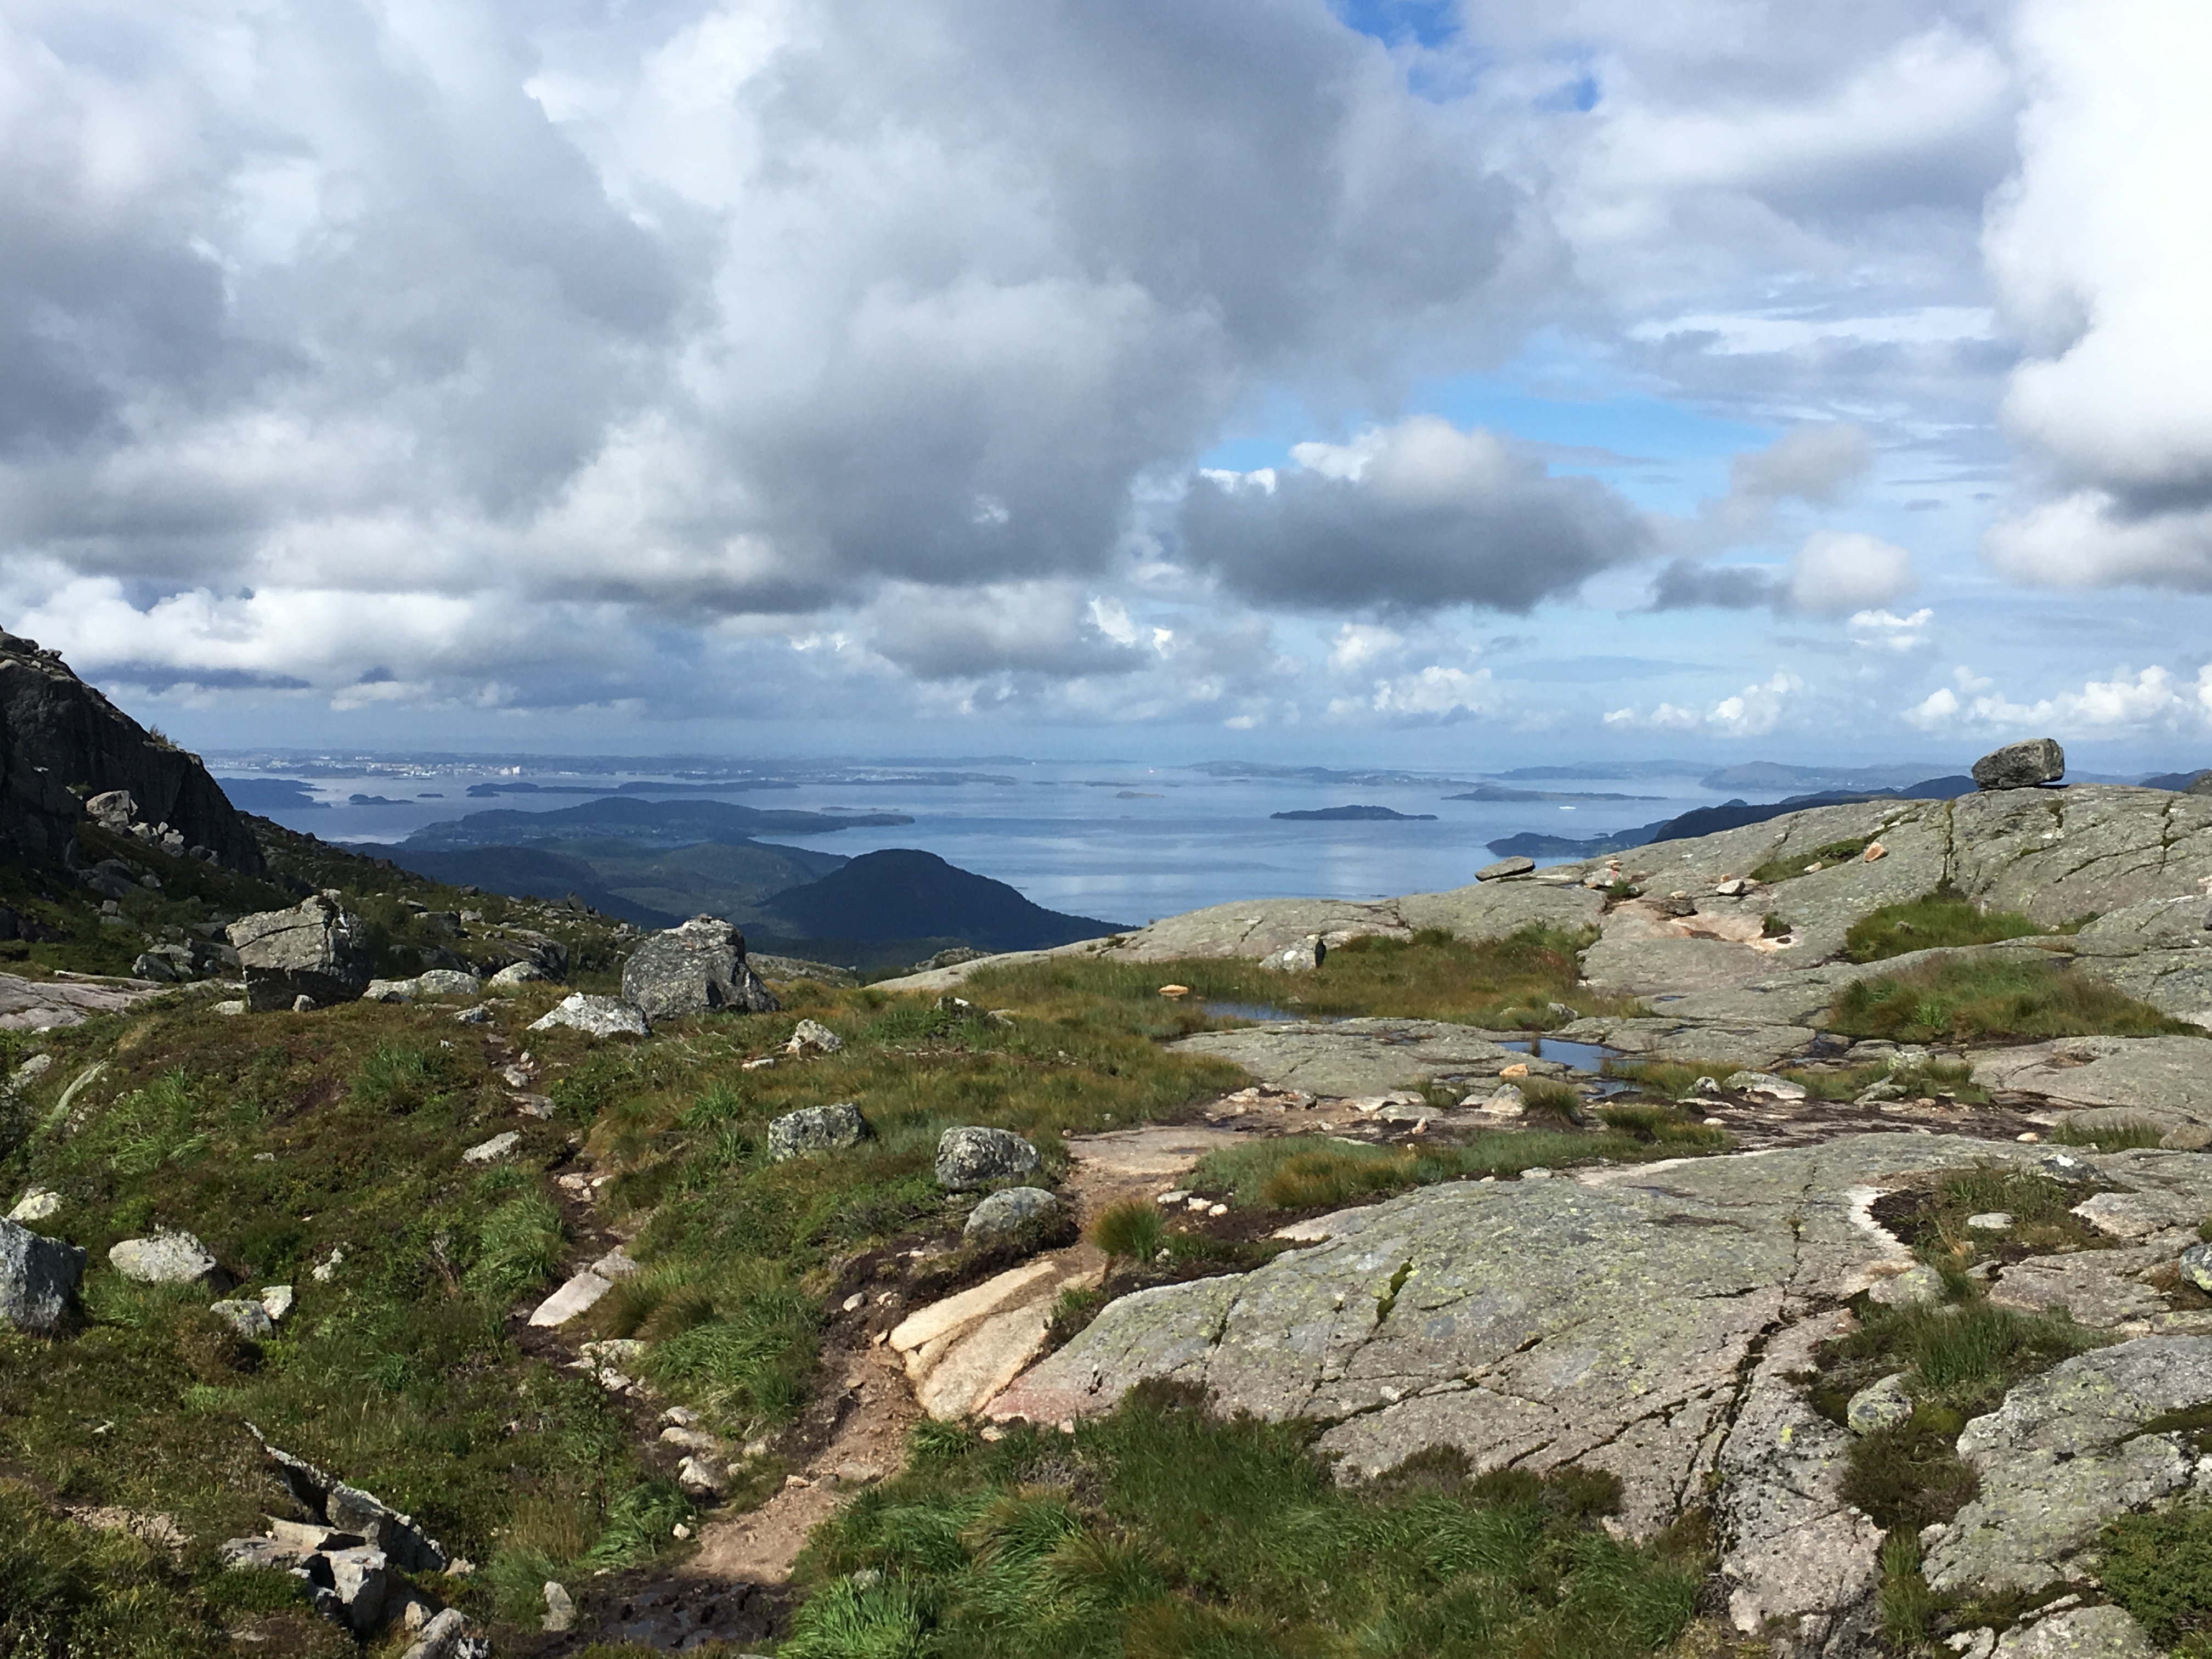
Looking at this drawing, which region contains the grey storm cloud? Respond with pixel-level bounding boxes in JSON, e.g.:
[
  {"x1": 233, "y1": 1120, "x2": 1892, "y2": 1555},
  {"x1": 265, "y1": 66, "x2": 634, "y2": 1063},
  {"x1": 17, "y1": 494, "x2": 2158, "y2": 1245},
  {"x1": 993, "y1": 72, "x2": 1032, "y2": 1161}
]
[{"x1": 1177, "y1": 418, "x2": 1651, "y2": 611}]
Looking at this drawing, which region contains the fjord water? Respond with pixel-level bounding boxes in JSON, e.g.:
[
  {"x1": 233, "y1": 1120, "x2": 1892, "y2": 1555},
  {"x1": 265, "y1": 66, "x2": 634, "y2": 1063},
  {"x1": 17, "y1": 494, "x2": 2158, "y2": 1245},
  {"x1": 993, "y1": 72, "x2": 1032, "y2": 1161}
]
[{"x1": 224, "y1": 759, "x2": 1734, "y2": 927}]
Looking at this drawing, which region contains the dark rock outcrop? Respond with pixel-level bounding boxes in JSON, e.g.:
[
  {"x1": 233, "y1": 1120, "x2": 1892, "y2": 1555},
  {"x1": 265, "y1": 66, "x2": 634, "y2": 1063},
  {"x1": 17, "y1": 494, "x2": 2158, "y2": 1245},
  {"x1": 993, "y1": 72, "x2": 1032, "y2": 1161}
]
[
  {"x1": 1972, "y1": 737, "x2": 2066, "y2": 791},
  {"x1": 228, "y1": 895, "x2": 375, "y2": 1011},
  {"x1": 620, "y1": 916, "x2": 780, "y2": 1020},
  {"x1": 0, "y1": 631, "x2": 262, "y2": 870},
  {"x1": 0, "y1": 1215, "x2": 86, "y2": 1333}
]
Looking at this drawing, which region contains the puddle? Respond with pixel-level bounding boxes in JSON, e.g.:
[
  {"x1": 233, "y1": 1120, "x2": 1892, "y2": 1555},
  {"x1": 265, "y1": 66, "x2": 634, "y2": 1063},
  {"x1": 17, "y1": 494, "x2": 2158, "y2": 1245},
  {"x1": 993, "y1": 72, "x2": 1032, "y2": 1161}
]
[
  {"x1": 1203, "y1": 1001, "x2": 1321, "y2": 1024},
  {"x1": 1499, "y1": 1036, "x2": 1633, "y2": 1095}
]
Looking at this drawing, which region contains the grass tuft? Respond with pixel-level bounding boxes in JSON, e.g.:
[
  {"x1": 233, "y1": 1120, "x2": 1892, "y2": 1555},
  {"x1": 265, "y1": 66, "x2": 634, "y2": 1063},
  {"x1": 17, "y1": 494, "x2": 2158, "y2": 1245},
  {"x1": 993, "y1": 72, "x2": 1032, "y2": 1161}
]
[
  {"x1": 1092, "y1": 1201, "x2": 1169, "y2": 1262},
  {"x1": 1843, "y1": 885, "x2": 2044, "y2": 963},
  {"x1": 1829, "y1": 956, "x2": 2198, "y2": 1045}
]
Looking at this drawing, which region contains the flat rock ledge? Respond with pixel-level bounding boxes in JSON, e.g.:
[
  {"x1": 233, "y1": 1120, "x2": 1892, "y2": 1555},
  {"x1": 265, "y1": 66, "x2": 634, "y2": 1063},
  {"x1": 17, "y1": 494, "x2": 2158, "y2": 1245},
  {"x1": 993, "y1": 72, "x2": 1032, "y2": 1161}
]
[{"x1": 990, "y1": 1135, "x2": 2212, "y2": 1655}]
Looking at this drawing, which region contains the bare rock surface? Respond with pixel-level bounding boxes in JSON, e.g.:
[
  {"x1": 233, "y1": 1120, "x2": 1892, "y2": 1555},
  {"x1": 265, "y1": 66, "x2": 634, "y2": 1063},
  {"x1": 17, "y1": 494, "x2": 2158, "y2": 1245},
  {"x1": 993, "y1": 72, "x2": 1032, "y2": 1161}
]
[
  {"x1": 0, "y1": 970, "x2": 168, "y2": 1031},
  {"x1": 228, "y1": 895, "x2": 374, "y2": 1012},
  {"x1": 1971, "y1": 1037, "x2": 2212, "y2": 1128},
  {"x1": 528, "y1": 992, "x2": 648, "y2": 1039},
  {"x1": 1926, "y1": 1336, "x2": 2212, "y2": 1595},
  {"x1": 1169, "y1": 1018, "x2": 1559, "y2": 1098}
]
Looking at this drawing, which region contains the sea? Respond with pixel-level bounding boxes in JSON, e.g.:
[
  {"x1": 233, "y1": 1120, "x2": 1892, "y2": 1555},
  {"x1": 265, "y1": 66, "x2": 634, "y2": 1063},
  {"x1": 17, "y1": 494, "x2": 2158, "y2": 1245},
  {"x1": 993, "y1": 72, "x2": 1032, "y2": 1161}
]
[{"x1": 204, "y1": 755, "x2": 1791, "y2": 929}]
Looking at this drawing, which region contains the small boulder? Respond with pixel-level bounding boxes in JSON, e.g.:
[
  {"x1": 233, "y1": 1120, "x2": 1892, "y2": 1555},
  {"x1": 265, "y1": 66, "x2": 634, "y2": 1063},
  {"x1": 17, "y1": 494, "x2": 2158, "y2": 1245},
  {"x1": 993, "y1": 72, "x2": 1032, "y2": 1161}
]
[
  {"x1": 364, "y1": 978, "x2": 418, "y2": 1003},
  {"x1": 1971, "y1": 738, "x2": 2065, "y2": 791},
  {"x1": 400, "y1": 1607, "x2": 490, "y2": 1659},
  {"x1": 964, "y1": 1187, "x2": 1060, "y2": 1243},
  {"x1": 1724, "y1": 1070, "x2": 1808, "y2": 1102},
  {"x1": 2163, "y1": 1124, "x2": 2212, "y2": 1151},
  {"x1": 260, "y1": 1285, "x2": 296, "y2": 1322},
  {"x1": 462, "y1": 1132, "x2": 521, "y2": 1165},
  {"x1": 541, "y1": 1580, "x2": 576, "y2": 1634},
  {"x1": 620, "y1": 916, "x2": 780, "y2": 1022},
  {"x1": 1, "y1": 1216, "x2": 87, "y2": 1333},
  {"x1": 8, "y1": 1186, "x2": 60, "y2": 1224},
  {"x1": 210, "y1": 1297, "x2": 276, "y2": 1339},
  {"x1": 935, "y1": 1126, "x2": 1042, "y2": 1190},
  {"x1": 1846, "y1": 1373, "x2": 1914, "y2": 1434},
  {"x1": 2180, "y1": 1242, "x2": 2212, "y2": 1294},
  {"x1": 1867, "y1": 1263, "x2": 1945, "y2": 1308},
  {"x1": 1966, "y1": 1212, "x2": 2014, "y2": 1232},
  {"x1": 109, "y1": 1229, "x2": 225, "y2": 1287},
  {"x1": 786, "y1": 1018, "x2": 843, "y2": 1057},
  {"x1": 1475, "y1": 856, "x2": 1535, "y2": 882},
  {"x1": 767, "y1": 1103, "x2": 868, "y2": 1161},
  {"x1": 528, "y1": 993, "x2": 648, "y2": 1039},
  {"x1": 130, "y1": 952, "x2": 177, "y2": 982},
  {"x1": 487, "y1": 961, "x2": 547, "y2": 990},
  {"x1": 228, "y1": 895, "x2": 375, "y2": 1012},
  {"x1": 414, "y1": 969, "x2": 481, "y2": 997}
]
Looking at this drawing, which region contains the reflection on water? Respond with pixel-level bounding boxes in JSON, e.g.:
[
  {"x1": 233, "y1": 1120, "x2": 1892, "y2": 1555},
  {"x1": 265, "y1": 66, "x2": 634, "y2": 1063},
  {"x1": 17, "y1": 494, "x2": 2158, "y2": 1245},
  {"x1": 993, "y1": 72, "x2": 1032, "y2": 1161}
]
[{"x1": 1498, "y1": 1035, "x2": 1633, "y2": 1094}]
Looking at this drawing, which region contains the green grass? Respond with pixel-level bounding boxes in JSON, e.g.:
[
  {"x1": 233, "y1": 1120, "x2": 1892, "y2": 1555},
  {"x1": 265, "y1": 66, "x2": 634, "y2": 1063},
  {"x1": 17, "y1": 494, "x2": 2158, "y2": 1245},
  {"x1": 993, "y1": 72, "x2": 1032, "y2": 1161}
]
[
  {"x1": 1092, "y1": 1200, "x2": 1170, "y2": 1262},
  {"x1": 2101, "y1": 1503, "x2": 2212, "y2": 1654},
  {"x1": 1748, "y1": 837, "x2": 1875, "y2": 884},
  {"x1": 1842, "y1": 886, "x2": 2046, "y2": 963},
  {"x1": 789, "y1": 1383, "x2": 1706, "y2": 1659},
  {"x1": 2053, "y1": 1119, "x2": 2167, "y2": 1152},
  {"x1": 965, "y1": 925, "x2": 1644, "y2": 1031},
  {"x1": 1828, "y1": 956, "x2": 2200, "y2": 1045},
  {"x1": 1186, "y1": 1127, "x2": 1700, "y2": 1211}
]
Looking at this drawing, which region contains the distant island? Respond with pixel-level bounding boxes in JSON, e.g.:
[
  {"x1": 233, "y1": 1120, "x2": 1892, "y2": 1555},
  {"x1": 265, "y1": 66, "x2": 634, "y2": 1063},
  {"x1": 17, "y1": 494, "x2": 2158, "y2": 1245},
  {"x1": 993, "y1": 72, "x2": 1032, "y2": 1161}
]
[
  {"x1": 1444, "y1": 784, "x2": 1662, "y2": 803},
  {"x1": 1271, "y1": 804, "x2": 1437, "y2": 822}
]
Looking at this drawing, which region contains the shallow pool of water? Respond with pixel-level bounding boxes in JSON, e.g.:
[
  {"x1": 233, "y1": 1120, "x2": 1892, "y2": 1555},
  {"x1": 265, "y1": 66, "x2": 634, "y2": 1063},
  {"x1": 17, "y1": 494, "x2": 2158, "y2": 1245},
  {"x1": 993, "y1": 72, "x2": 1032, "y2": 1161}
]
[{"x1": 1201, "y1": 1001, "x2": 1319, "y2": 1024}]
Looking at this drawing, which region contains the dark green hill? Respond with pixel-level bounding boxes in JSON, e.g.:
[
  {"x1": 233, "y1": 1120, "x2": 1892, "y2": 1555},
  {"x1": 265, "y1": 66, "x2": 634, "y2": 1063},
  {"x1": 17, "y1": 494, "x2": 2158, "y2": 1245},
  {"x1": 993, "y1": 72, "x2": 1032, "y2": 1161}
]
[
  {"x1": 401, "y1": 797, "x2": 910, "y2": 850},
  {"x1": 758, "y1": 848, "x2": 1128, "y2": 953},
  {"x1": 392, "y1": 837, "x2": 849, "y2": 930}
]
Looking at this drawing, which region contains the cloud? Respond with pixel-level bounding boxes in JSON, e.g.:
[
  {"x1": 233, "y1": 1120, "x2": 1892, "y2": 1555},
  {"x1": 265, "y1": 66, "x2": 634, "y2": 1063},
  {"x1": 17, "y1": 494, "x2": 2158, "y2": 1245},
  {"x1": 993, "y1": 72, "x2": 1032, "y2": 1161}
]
[
  {"x1": 1178, "y1": 416, "x2": 1650, "y2": 611},
  {"x1": 1981, "y1": 0, "x2": 2212, "y2": 587},
  {"x1": 1903, "y1": 663, "x2": 2212, "y2": 736},
  {"x1": 1327, "y1": 663, "x2": 1499, "y2": 725},
  {"x1": 0, "y1": 0, "x2": 1560, "y2": 708},
  {"x1": 1847, "y1": 607, "x2": 1934, "y2": 653},
  {"x1": 1730, "y1": 422, "x2": 1874, "y2": 506},
  {"x1": 1603, "y1": 669, "x2": 1803, "y2": 738},
  {"x1": 1788, "y1": 531, "x2": 1916, "y2": 614}
]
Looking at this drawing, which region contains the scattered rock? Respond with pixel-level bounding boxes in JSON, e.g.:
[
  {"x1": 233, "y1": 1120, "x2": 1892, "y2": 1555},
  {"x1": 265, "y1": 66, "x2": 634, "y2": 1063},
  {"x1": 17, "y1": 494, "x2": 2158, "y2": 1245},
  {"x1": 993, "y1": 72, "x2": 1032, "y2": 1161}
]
[
  {"x1": 109, "y1": 1229, "x2": 225, "y2": 1288},
  {"x1": 260, "y1": 1284, "x2": 295, "y2": 1322},
  {"x1": 786, "y1": 1017, "x2": 843, "y2": 1056},
  {"x1": 620, "y1": 916, "x2": 781, "y2": 1021},
  {"x1": 964, "y1": 1187, "x2": 1060, "y2": 1243},
  {"x1": 415, "y1": 968, "x2": 481, "y2": 997},
  {"x1": 1725, "y1": 1070, "x2": 1809, "y2": 1101},
  {"x1": 452, "y1": 1003, "x2": 492, "y2": 1025},
  {"x1": 935, "y1": 1126, "x2": 1042, "y2": 1190},
  {"x1": 676, "y1": 1455, "x2": 725, "y2": 1498},
  {"x1": 251, "y1": 1427, "x2": 449, "y2": 1573},
  {"x1": 227, "y1": 895, "x2": 374, "y2": 1012},
  {"x1": 1867, "y1": 1264, "x2": 1945, "y2": 1307},
  {"x1": 487, "y1": 962, "x2": 548, "y2": 991},
  {"x1": 1, "y1": 1215, "x2": 86, "y2": 1333},
  {"x1": 1714, "y1": 877, "x2": 1752, "y2": 896},
  {"x1": 1845, "y1": 1373, "x2": 1914, "y2": 1434},
  {"x1": 542, "y1": 1581, "x2": 577, "y2": 1634},
  {"x1": 1966, "y1": 1212, "x2": 2014, "y2": 1232},
  {"x1": 528, "y1": 992, "x2": 649, "y2": 1039},
  {"x1": 2180, "y1": 1242, "x2": 2212, "y2": 1293},
  {"x1": 461, "y1": 1132, "x2": 520, "y2": 1165},
  {"x1": 8, "y1": 1185, "x2": 59, "y2": 1223},
  {"x1": 1661, "y1": 896, "x2": 1697, "y2": 917},
  {"x1": 210, "y1": 1297, "x2": 276, "y2": 1339},
  {"x1": 1991, "y1": 1605, "x2": 2160, "y2": 1658},
  {"x1": 364, "y1": 978, "x2": 418, "y2": 1003},
  {"x1": 399, "y1": 1607, "x2": 492, "y2": 1659},
  {"x1": 1475, "y1": 856, "x2": 1534, "y2": 881},
  {"x1": 1972, "y1": 738, "x2": 2066, "y2": 792},
  {"x1": 766, "y1": 1102, "x2": 869, "y2": 1161},
  {"x1": 2163, "y1": 1124, "x2": 2212, "y2": 1151},
  {"x1": 527, "y1": 1248, "x2": 641, "y2": 1327}
]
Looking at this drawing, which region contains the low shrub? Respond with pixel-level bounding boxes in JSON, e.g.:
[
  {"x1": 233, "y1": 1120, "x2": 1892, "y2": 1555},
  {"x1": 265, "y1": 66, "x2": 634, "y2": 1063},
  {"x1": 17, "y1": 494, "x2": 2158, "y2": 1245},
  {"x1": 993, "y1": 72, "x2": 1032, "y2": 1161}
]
[
  {"x1": 1829, "y1": 956, "x2": 2197, "y2": 1045},
  {"x1": 2100, "y1": 1502, "x2": 2212, "y2": 1652}
]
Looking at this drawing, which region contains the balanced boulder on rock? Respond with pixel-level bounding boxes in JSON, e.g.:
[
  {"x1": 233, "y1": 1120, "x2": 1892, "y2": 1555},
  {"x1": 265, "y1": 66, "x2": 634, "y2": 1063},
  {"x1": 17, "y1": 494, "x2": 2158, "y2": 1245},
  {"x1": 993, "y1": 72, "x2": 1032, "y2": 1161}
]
[
  {"x1": 935, "y1": 1126, "x2": 1042, "y2": 1190},
  {"x1": 620, "y1": 916, "x2": 780, "y2": 1022},
  {"x1": 228, "y1": 895, "x2": 374, "y2": 1012},
  {"x1": 1, "y1": 1215, "x2": 86, "y2": 1333},
  {"x1": 1972, "y1": 738, "x2": 2065, "y2": 791}
]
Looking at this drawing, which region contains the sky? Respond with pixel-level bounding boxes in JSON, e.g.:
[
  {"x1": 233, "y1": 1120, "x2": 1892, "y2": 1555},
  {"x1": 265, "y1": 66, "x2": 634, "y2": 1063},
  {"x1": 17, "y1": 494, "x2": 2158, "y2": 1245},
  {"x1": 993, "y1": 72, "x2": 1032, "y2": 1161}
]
[{"x1": 4, "y1": 0, "x2": 2212, "y2": 771}]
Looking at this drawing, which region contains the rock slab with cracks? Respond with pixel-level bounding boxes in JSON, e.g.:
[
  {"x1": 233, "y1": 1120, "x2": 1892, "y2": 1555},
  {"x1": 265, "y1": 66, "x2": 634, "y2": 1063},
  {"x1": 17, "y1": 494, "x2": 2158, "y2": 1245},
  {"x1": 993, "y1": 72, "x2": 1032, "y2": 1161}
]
[{"x1": 228, "y1": 895, "x2": 374, "y2": 1012}]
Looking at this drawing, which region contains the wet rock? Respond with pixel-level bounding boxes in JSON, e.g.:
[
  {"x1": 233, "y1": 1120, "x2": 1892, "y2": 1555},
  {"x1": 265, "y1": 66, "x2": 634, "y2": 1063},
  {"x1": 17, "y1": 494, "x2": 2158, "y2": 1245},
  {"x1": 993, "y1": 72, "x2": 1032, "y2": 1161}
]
[
  {"x1": 621, "y1": 916, "x2": 780, "y2": 1021},
  {"x1": 935, "y1": 1126, "x2": 1042, "y2": 1190},
  {"x1": 529, "y1": 992, "x2": 649, "y2": 1039},
  {"x1": 1972, "y1": 738, "x2": 2066, "y2": 791},
  {"x1": 766, "y1": 1102, "x2": 868, "y2": 1161},
  {"x1": 964, "y1": 1187, "x2": 1060, "y2": 1243},
  {"x1": 109, "y1": 1229, "x2": 225, "y2": 1288},
  {"x1": 1, "y1": 1215, "x2": 86, "y2": 1333},
  {"x1": 1926, "y1": 1336, "x2": 2212, "y2": 1595},
  {"x1": 228, "y1": 895, "x2": 374, "y2": 1012},
  {"x1": 1845, "y1": 1373, "x2": 1914, "y2": 1434}
]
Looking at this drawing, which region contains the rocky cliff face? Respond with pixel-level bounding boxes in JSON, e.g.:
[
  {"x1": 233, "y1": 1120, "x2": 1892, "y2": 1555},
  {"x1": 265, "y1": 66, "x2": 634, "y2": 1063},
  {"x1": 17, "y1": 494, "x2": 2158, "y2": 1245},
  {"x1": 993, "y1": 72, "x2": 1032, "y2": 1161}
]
[{"x1": 0, "y1": 631, "x2": 261, "y2": 872}]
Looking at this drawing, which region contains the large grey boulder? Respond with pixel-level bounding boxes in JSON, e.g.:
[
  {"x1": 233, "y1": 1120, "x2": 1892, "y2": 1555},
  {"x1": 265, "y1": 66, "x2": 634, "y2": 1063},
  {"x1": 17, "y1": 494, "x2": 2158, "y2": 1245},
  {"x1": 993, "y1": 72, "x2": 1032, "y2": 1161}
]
[
  {"x1": 109, "y1": 1229, "x2": 225, "y2": 1287},
  {"x1": 227, "y1": 895, "x2": 373, "y2": 1012},
  {"x1": 935, "y1": 1126, "x2": 1041, "y2": 1190},
  {"x1": 620, "y1": 916, "x2": 780, "y2": 1022},
  {"x1": 0, "y1": 1215, "x2": 86, "y2": 1333},
  {"x1": 528, "y1": 992, "x2": 648, "y2": 1038},
  {"x1": 766, "y1": 1102, "x2": 868, "y2": 1161},
  {"x1": 1973, "y1": 738, "x2": 2066, "y2": 791}
]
